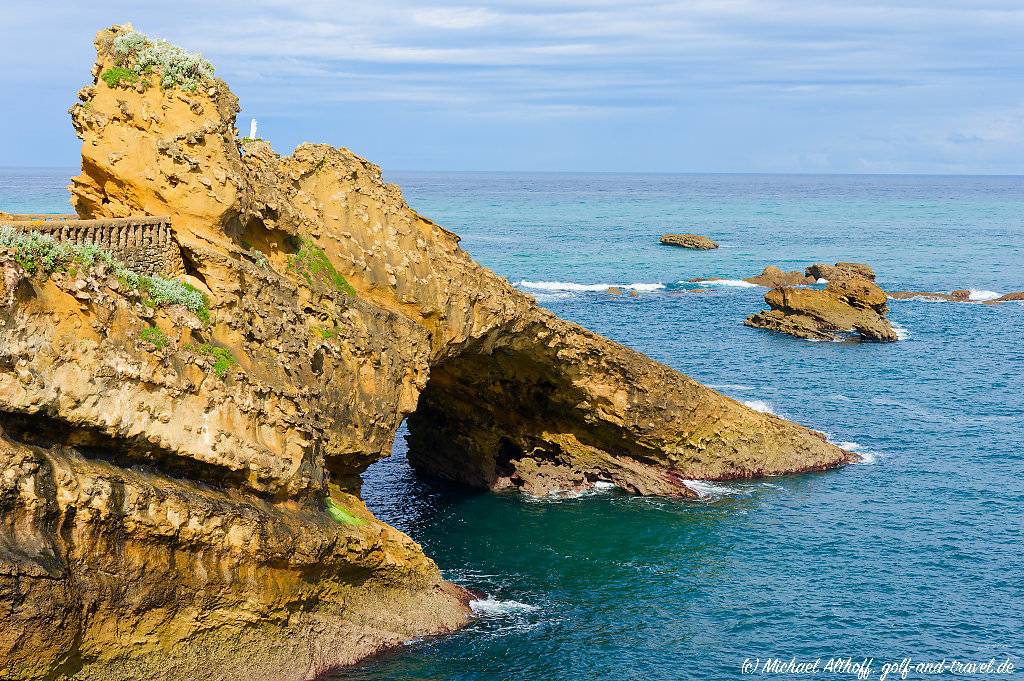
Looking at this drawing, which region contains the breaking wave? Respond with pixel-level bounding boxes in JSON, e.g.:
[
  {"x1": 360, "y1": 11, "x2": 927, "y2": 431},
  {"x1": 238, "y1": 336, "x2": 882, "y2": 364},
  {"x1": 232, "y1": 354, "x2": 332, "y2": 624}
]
[
  {"x1": 742, "y1": 399, "x2": 778, "y2": 415},
  {"x1": 967, "y1": 289, "x2": 1000, "y2": 301},
  {"x1": 834, "y1": 440, "x2": 879, "y2": 464},
  {"x1": 682, "y1": 479, "x2": 744, "y2": 499}
]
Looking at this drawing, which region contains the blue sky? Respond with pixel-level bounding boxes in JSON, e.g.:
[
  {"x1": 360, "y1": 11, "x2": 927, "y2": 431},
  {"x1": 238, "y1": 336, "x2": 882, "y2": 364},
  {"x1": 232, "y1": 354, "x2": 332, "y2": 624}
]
[{"x1": 1, "y1": 1, "x2": 1022, "y2": 173}]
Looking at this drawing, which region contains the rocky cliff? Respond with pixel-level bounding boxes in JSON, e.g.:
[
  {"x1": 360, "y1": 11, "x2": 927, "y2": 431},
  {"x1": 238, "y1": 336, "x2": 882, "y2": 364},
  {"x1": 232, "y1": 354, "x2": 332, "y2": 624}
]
[{"x1": 0, "y1": 25, "x2": 851, "y2": 680}]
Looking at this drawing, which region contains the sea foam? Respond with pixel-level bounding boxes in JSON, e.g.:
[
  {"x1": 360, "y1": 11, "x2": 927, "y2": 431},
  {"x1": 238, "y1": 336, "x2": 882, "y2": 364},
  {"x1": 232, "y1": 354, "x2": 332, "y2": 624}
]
[
  {"x1": 516, "y1": 280, "x2": 665, "y2": 292},
  {"x1": 709, "y1": 383, "x2": 755, "y2": 391},
  {"x1": 685, "y1": 279, "x2": 758, "y2": 288},
  {"x1": 681, "y1": 479, "x2": 744, "y2": 499},
  {"x1": 470, "y1": 598, "x2": 540, "y2": 616}
]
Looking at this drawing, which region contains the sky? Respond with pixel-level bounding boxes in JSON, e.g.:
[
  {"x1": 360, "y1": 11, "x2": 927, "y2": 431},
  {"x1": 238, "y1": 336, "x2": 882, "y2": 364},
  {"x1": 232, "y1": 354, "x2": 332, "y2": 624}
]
[{"x1": 1, "y1": 1, "x2": 1022, "y2": 174}]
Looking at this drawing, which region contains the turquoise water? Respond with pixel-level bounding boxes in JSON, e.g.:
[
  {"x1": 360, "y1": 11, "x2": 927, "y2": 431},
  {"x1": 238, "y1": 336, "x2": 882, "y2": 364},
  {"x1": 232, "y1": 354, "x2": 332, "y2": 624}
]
[{"x1": 3, "y1": 170, "x2": 1022, "y2": 679}]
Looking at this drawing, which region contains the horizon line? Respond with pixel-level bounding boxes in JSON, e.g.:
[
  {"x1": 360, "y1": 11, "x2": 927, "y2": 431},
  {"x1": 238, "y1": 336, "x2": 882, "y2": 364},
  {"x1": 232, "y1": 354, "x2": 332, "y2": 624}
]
[{"x1": 3, "y1": 165, "x2": 1022, "y2": 179}]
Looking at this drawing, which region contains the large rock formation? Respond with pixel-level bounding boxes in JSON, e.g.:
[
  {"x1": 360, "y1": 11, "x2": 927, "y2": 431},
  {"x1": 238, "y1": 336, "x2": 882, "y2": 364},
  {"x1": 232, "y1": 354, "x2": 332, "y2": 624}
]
[
  {"x1": 745, "y1": 263, "x2": 897, "y2": 341},
  {"x1": 0, "y1": 25, "x2": 851, "y2": 680}
]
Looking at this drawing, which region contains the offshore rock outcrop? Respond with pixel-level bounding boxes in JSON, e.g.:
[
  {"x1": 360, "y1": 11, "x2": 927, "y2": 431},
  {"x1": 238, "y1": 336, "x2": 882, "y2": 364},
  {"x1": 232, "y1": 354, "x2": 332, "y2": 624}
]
[
  {"x1": 0, "y1": 25, "x2": 851, "y2": 680},
  {"x1": 660, "y1": 233, "x2": 718, "y2": 249},
  {"x1": 745, "y1": 262, "x2": 897, "y2": 341}
]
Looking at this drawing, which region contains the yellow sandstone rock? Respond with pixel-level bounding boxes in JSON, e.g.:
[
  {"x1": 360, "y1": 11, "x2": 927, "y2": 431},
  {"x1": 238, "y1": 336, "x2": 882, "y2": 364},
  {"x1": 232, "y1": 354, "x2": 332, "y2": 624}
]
[{"x1": 0, "y1": 24, "x2": 852, "y2": 680}]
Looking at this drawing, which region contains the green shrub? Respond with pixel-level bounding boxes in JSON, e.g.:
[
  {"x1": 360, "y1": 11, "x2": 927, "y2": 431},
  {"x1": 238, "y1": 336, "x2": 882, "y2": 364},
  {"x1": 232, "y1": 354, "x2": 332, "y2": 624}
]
[
  {"x1": 100, "y1": 67, "x2": 139, "y2": 88},
  {"x1": 287, "y1": 237, "x2": 356, "y2": 296},
  {"x1": 186, "y1": 342, "x2": 236, "y2": 378},
  {"x1": 139, "y1": 325, "x2": 169, "y2": 349},
  {"x1": 112, "y1": 30, "x2": 214, "y2": 92},
  {"x1": 325, "y1": 498, "x2": 366, "y2": 526},
  {"x1": 0, "y1": 226, "x2": 210, "y2": 323}
]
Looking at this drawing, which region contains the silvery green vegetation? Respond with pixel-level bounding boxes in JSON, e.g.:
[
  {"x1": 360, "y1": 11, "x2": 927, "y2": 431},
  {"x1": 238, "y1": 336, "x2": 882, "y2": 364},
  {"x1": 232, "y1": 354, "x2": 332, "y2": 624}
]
[
  {"x1": 0, "y1": 226, "x2": 209, "y2": 321},
  {"x1": 112, "y1": 30, "x2": 214, "y2": 91}
]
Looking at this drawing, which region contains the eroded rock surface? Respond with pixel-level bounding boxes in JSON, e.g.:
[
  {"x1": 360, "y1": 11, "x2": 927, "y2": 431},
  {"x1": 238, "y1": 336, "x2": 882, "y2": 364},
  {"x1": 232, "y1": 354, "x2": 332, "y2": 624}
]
[
  {"x1": 745, "y1": 262, "x2": 897, "y2": 342},
  {"x1": 0, "y1": 24, "x2": 852, "y2": 680},
  {"x1": 660, "y1": 233, "x2": 719, "y2": 249}
]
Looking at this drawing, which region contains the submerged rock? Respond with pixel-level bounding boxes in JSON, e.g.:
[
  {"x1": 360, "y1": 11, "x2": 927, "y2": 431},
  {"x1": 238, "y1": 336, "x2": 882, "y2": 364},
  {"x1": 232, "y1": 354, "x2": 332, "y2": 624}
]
[
  {"x1": 746, "y1": 263, "x2": 897, "y2": 342},
  {"x1": 607, "y1": 286, "x2": 624, "y2": 295},
  {"x1": 0, "y1": 24, "x2": 852, "y2": 680},
  {"x1": 660, "y1": 233, "x2": 719, "y2": 249}
]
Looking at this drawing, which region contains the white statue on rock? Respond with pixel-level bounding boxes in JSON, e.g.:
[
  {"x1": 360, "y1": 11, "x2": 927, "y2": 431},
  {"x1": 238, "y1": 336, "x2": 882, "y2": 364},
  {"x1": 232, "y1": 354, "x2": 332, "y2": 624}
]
[{"x1": 249, "y1": 118, "x2": 257, "y2": 140}]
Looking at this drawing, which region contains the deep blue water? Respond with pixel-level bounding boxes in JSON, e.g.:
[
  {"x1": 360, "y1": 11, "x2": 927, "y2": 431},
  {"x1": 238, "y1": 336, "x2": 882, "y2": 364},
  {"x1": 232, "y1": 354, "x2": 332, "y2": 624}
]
[{"x1": 3, "y1": 169, "x2": 1022, "y2": 679}]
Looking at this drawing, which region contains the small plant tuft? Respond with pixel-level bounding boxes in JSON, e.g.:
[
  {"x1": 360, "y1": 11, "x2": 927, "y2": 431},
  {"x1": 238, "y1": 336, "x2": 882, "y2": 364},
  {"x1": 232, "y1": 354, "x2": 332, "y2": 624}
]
[
  {"x1": 186, "y1": 342, "x2": 236, "y2": 378},
  {"x1": 139, "y1": 325, "x2": 169, "y2": 350},
  {"x1": 313, "y1": 324, "x2": 340, "y2": 340},
  {"x1": 100, "y1": 67, "x2": 139, "y2": 88}
]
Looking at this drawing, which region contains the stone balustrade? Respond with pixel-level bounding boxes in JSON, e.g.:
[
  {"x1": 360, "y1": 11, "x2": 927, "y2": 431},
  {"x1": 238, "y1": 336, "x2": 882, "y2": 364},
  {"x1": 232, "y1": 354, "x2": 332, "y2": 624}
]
[{"x1": 0, "y1": 214, "x2": 184, "y2": 276}]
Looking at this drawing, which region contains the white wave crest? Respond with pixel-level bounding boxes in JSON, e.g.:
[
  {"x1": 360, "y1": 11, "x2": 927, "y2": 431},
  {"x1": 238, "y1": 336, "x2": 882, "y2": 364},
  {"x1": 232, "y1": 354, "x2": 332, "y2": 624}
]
[
  {"x1": 470, "y1": 598, "x2": 539, "y2": 616},
  {"x1": 682, "y1": 479, "x2": 743, "y2": 499},
  {"x1": 685, "y1": 278, "x2": 758, "y2": 288},
  {"x1": 968, "y1": 289, "x2": 1001, "y2": 301},
  {"x1": 835, "y1": 440, "x2": 878, "y2": 464},
  {"x1": 516, "y1": 280, "x2": 664, "y2": 292},
  {"x1": 742, "y1": 399, "x2": 777, "y2": 415},
  {"x1": 816, "y1": 278, "x2": 829, "y2": 284},
  {"x1": 891, "y1": 323, "x2": 910, "y2": 340},
  {"x1": 592, "y1": 480, "x2": 617, "y2": 490}
]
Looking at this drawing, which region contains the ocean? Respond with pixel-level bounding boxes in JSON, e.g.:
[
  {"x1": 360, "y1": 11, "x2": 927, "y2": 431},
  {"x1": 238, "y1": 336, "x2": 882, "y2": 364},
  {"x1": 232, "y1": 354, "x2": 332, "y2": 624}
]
[{"x1": 3, "y1": 169, "x2": 1022, "y2": 679}]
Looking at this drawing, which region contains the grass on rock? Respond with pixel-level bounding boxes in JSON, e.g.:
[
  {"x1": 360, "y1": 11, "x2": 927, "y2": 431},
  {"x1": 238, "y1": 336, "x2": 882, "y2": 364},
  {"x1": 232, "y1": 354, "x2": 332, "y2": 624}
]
[
  {"x1": 186, "y1": 343, "x2": 236, "y2": 378},
  {"x1": 139, "y1": 325, "x2": 169, "y2": 350},
  {"x1": 287, "y1": 237, "x2": 356, "y2": 297},
  {"x1": 100, "y1": 67, "x2": 139, "y2": 88},
  {"x1": 325, "y1": 498, "x2": 366, "y2": 526}
]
